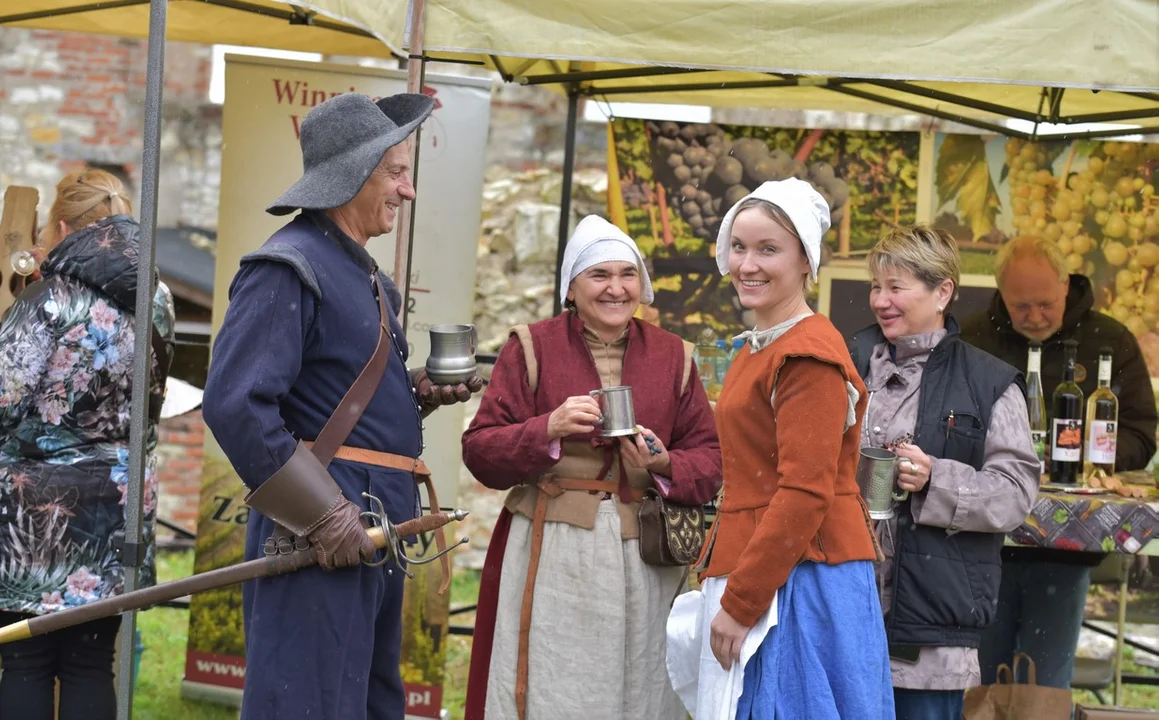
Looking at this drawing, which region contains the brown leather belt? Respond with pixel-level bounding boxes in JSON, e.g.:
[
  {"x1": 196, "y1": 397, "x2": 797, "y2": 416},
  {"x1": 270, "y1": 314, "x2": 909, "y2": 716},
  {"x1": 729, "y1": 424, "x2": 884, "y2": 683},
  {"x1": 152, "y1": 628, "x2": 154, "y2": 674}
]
[
  {"x1": 304, "y1": 441, "x2": 450, "y2": 594},
  {"x1": 515, "y1": 475, "x2": 631, "y2": 719}
]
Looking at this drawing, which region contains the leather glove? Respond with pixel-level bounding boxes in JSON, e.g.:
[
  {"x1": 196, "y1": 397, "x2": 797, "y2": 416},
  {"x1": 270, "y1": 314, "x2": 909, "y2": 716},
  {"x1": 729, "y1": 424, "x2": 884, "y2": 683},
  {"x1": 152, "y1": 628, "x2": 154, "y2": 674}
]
[
  {"x1": 412, "y1": 368, "x2": 485, "y2": 415},
  {"x1": 309, "y1": 499, "x2": 377, "y2": 571}
]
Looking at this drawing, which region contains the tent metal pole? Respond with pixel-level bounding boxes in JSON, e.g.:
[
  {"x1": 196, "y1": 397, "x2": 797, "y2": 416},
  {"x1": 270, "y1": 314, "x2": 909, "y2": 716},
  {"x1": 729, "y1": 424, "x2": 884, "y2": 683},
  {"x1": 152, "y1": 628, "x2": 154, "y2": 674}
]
[
  {"x1": 394, "y1": 0, "x2": 426, "y2": 332},
  {"x1": 826, "y1": 84, "x2": 1028, "y2": 138},
  {"x1": 1063, "y1": 107, "x2": 1159, "y2": 124},
  {"x1": 859, "y1": 79, "x2": 1044, "y2": 123},
  {"x1": 520, "y1": 66, "x2": 700, "y2": 85},
  {"x1": 118, "y1": 0, "x2": 167, "y2": 717},
  {"x1": 203, "y1": 0, "x2": 378, "y2": 38},
  {"x1": 552, "y1": 90, "x2": 580, "y2": 317},
  {"x1": 400, "y1": 55, "x2": 428, "y2": 335},
  {"x1": 588, "y1": 77, "x2": 802, "y2": 96},
  {"x1": 0, "y1": 0, "x2": 146, "y2": 24}
]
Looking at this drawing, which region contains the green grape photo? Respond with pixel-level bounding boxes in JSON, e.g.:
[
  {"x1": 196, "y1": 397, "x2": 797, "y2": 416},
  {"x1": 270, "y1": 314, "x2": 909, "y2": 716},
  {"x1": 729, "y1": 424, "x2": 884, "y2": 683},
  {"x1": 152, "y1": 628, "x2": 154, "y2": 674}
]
[{"x1": 933, "y1": 134, "x2": 1159, "y2": 374}]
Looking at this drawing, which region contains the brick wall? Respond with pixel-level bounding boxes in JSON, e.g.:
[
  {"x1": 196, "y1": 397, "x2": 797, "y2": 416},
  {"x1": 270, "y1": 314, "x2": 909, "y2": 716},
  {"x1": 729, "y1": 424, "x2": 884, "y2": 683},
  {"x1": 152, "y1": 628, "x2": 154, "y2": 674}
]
[
  {"x1": 155, "y1": 410, "x2": 205, "y2": 534},
  {"x1": 0, "y1": 27, "x2": 218, "y2": 228}
]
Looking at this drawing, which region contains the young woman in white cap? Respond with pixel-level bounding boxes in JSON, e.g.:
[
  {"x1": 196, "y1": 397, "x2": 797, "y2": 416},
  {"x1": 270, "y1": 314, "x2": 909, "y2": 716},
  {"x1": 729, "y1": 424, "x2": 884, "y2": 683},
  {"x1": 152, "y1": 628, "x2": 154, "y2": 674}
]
[
  {"x1": 462, "y1": 215, "x2": 722, "y2": 720},
  {"x1": 692, "y1": 179, "x2": 893, "y2": 718}
]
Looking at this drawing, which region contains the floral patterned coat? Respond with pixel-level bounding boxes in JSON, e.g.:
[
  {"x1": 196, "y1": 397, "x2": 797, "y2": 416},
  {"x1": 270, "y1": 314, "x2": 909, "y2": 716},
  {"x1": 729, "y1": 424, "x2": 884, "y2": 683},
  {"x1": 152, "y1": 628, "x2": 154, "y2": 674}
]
[{"x1": 0, "y1": 214, "x2": 175, "y2": 616}]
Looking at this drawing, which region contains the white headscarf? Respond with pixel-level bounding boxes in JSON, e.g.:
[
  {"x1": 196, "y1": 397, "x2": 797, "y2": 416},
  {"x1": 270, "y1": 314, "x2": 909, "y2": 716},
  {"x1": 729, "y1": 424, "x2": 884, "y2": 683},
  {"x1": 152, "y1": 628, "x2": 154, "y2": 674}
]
[
  {"x1": 559, "y1": 215, "x2": 655, "y2": 305},
  {"x1": 715, "y1": 178, "x2": 830, "y2": 280}
]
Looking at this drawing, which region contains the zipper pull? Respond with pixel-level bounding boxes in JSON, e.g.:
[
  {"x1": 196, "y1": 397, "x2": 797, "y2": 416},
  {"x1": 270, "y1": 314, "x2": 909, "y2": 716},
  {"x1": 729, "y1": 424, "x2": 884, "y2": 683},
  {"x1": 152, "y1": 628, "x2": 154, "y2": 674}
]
[{"x1": 946, "y1": 410, "x2": 955, "y2": 439}]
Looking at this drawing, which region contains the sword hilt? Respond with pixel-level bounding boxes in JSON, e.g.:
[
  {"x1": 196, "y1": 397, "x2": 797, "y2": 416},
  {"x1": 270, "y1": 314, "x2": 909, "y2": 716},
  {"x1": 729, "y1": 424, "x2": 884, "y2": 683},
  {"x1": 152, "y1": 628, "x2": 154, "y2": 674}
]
[{"x1": 360, "y1": 493, "x2": 469, "y2": 575}]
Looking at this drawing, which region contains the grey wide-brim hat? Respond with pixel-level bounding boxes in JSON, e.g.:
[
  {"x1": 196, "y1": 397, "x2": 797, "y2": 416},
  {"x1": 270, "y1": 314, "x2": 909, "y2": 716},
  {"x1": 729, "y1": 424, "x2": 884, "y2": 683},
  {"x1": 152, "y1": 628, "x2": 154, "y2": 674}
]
[{"x1": 266, "y1": 92, "x2": 436, "y2": 216}]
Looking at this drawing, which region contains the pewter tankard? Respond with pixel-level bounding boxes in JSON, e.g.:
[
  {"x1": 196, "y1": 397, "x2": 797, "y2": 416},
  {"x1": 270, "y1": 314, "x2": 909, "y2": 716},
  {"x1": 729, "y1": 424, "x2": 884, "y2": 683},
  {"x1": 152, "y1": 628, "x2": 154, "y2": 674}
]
[
  {"x1": 856, "y1": 447, "x2": 910, "y2": 520},
  {"x1": 589, "y1": 385, "x2": 637, "y2": 438},
  {"x1": 425, "y1": 324, "x2": 477, "y2": 385}
]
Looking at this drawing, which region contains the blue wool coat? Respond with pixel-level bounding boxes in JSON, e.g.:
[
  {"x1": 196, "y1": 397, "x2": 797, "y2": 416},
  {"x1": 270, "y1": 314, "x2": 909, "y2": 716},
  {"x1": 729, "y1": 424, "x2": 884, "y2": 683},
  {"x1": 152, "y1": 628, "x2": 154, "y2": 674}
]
[{"x1": 202, "y1": 211, "x2": 423, "y2": 720}]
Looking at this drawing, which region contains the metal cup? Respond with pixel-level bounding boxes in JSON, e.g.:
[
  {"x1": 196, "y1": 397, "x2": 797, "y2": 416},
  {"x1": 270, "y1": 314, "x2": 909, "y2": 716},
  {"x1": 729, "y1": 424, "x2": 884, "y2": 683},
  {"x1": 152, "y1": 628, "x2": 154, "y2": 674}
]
[
  {"x1": 855, "y1": 447, "x2": 911, "y2": 520},
  {"x1": 589, "y1": 385, "x2": 636, "y2": 438},
  {"x1": 425, "y1": 324, "x2": 477, "y2": 385}
]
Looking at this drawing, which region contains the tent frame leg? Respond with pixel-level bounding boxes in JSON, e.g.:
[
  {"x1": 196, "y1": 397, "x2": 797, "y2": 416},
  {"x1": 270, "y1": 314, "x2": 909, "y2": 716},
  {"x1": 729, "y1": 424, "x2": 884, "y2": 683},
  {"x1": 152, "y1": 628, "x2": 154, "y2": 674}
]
[
  {"x1": 552, "y1": 90, "x2": 580, "y2": 316},
  {"x1": 118, "y1": 0, "x2": 168, "y2": 717}
]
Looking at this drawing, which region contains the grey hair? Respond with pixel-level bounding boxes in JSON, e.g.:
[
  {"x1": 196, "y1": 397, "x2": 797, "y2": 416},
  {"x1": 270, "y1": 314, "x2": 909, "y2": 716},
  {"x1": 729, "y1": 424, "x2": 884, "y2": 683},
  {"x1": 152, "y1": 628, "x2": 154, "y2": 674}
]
[{"x1": 995, "y1": 235, "x2": 1069, "y2": 284}]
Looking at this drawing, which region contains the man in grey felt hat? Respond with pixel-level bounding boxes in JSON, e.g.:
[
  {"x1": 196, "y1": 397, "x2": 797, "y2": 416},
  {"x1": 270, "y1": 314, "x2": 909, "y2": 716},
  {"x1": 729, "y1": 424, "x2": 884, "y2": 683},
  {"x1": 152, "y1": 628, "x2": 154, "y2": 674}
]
[{"x1": 202, "y1": 91, "x2": 481, "y2": 720}]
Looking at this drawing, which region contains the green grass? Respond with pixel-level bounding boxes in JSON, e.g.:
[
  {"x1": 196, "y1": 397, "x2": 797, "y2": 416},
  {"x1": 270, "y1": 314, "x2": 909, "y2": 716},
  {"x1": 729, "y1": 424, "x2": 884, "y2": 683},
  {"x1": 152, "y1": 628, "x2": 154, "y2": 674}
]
[
  {"x1": 130, "y1": 551, "x2": 483, "y2": 720},
  {"x1": 140, "y1": 554, "x2": 1159, "y2": 716},
  {"x1": 1073, "y1": 653, "x2": 1159, "y2": 709},
  {"x1": 132, "y1": 550, "x2": 238, "y2": 720},
  {"x1": 443, "y1": 568, "x2": 481, "y2": 720}
]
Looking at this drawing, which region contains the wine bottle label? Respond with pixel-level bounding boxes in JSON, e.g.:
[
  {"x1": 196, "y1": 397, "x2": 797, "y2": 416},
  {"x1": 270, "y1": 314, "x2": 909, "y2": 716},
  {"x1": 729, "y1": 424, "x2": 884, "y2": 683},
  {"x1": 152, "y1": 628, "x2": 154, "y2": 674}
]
[
  {"x1": 1087, "y1": 420, "x2": 1117, "y2": 464},
  {"x1": 1031, "y1": 430, "x2": 1047, "y2": 473},
  {"x1": 1027, "y1": 351, "x2": 1041, "y2": 374},
  {"x1": 1051, "y1": 418, "x2": 1082, "y2": 462},
  {"x1": 1098, "y1": 359, "x2": 1111, "y2": 384}
]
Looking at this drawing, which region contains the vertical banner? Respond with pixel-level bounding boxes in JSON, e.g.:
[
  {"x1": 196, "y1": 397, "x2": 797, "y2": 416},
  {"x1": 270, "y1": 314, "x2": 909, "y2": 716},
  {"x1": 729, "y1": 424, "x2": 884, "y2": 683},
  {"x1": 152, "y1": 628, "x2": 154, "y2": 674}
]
[{"x1": 182, "y1": 56, "x2": 492, "y2": 717}]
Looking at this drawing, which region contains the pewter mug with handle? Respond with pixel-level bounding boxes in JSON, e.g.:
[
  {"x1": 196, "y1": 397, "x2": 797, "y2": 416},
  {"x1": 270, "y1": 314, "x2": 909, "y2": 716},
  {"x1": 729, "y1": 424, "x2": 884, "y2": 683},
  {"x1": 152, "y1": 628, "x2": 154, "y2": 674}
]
[
  {"x1": 425, "y1": 324, "x2": 477, "y2": 385},
  {"x1": 856, "y1": 446, "x2": 911, "y2": 520},
  {"x1": 589, "y1": 385, "x2": 637, "y2": 438}
]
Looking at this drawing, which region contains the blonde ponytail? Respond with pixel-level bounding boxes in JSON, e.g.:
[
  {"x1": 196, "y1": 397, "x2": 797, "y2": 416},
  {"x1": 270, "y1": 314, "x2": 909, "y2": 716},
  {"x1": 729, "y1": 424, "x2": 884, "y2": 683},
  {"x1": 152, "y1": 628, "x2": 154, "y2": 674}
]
[{"x1": 40, "y1": 168, "x2": 134, "y2": 248}]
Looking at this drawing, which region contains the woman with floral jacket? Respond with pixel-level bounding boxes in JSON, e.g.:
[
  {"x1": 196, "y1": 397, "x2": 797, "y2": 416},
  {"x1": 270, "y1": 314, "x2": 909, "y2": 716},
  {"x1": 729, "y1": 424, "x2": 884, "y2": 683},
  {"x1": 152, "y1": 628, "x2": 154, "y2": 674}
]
[{"x1": 0, "y1": 168, "x2": 175, "y2": 720}]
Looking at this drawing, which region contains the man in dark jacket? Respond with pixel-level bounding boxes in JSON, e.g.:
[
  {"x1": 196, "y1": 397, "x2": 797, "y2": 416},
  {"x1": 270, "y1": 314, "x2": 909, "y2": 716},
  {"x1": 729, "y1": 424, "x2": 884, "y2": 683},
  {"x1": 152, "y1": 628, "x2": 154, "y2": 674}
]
[{"x1": 962, "y1": 234, "x2": 1157, "y2": 690}]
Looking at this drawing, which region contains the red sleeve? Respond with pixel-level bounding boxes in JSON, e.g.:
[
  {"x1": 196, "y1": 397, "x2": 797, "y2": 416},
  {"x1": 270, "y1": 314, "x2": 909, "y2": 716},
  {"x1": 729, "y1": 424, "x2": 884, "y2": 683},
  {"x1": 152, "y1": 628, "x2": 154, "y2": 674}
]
[
  {"x1": 659, "y1": 362, "x2": 723, "y2": 506},
  {"x1": 720, "y1": 357, "x2": 846, "y2": 626},
  {"x1": 461, "y1": 335, "x2": 557, "y2": 490}
]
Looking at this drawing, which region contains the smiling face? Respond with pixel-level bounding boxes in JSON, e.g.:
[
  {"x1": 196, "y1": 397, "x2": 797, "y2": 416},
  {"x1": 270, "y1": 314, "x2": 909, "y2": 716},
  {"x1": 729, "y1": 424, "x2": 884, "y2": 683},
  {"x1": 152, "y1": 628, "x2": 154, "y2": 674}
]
[
  {"x1": 338, "y1": 142, "x2": 415, "y2": 244},
  {"x1": 869, "y1": 264, "x2": 954, "y2": 342},
  {"x1": 567, "y1": 261, "x2": 641, "y2": 339},
  {"x1": 727, "y1": 205, "x2": 811, "y2": 327}
]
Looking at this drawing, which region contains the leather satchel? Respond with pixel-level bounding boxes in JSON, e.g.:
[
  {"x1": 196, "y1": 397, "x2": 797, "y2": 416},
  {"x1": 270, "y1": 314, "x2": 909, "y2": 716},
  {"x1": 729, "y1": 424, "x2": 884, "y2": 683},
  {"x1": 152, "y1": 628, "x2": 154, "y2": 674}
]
[{"x1": 637, "y1": 488, "x2": 705, "y2": 567}]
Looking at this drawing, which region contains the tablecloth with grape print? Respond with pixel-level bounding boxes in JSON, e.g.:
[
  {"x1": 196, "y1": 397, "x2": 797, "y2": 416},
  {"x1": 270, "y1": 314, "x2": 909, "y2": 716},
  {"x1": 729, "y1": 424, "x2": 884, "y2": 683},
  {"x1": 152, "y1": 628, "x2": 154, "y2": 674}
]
[{"x1": 1009, "y1": 491, "x2": 1159, "y2": 555}]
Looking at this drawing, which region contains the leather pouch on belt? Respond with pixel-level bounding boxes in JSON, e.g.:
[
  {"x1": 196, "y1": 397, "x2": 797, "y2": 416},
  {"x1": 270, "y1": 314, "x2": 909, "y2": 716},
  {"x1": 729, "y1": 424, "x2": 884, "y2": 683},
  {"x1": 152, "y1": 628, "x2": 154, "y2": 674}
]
[{"x1": 245, "y1": 440, "x2": 344, "y2": 536}]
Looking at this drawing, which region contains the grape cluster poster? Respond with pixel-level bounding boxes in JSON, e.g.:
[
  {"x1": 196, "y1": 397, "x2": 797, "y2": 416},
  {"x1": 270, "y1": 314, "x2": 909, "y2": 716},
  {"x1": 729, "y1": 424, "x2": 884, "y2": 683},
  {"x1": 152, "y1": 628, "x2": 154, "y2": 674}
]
[
  {"x1": 608, "y1": 118, "x2": 920, "y2": 340},
  {"x1": 932, "y1": 135, "x2": 1159, "y2": 375}
]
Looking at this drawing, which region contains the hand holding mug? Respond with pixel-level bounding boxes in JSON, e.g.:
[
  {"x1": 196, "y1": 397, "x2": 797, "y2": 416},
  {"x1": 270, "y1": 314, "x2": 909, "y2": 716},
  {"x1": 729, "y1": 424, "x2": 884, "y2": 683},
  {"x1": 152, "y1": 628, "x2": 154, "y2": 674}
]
[
  {"x1": 894, "y1": 443, "x2": 932, "y2": 494},
  {"x1": 547, "y1": 395, "x2": 601, "y2": 440}
]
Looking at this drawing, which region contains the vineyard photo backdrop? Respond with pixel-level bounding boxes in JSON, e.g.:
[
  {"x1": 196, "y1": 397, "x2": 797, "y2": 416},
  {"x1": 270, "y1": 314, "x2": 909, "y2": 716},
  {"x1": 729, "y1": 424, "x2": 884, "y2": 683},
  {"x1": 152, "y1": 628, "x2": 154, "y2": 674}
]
[
  {"x1": 608, "y1": 118, "x2": 920, "y2": 340},
  {"x1": 932, "y1": 134, "x2": 1159, "y2": 375}
]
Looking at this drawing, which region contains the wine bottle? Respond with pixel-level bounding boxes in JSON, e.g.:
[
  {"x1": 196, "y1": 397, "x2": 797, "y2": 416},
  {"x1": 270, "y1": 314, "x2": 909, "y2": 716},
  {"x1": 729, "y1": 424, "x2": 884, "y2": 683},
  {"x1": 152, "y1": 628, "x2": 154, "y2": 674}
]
[
  {"x1": 1050, "y1": 339, "x2": 1084, "y2": 485},
  {"x1": 1083, "y1": 346, "x2": 1119, "y2": 482},
  {"x1": 1025, "y1": 341, "x2": 1048, "y2": 476}
]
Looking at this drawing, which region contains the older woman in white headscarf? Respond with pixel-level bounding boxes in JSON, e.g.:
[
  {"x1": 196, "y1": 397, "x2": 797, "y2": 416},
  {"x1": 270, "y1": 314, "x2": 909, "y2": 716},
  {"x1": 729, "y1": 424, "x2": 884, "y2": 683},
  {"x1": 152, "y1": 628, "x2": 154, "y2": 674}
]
[
  {"x1": 668, "y1": 180, "x2": 893, "y2": 720},
  {"x1": 462, "y1": 215, "x2": 723, "y2": 720}
]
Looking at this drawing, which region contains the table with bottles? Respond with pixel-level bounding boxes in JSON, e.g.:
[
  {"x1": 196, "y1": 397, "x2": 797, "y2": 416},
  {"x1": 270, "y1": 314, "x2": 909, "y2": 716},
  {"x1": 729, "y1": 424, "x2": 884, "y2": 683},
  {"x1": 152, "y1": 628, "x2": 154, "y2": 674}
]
[{"x1": 1014, "y1": 340, "x2": 1159, "y2": 554}]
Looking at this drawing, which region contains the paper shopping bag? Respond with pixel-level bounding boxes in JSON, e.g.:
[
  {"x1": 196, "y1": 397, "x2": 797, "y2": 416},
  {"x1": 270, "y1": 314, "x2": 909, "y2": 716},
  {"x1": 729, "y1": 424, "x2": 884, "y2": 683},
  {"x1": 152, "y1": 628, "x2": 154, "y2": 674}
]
[{"x1": 963, "y1": 653, "x2": 1073, "y2": 720}]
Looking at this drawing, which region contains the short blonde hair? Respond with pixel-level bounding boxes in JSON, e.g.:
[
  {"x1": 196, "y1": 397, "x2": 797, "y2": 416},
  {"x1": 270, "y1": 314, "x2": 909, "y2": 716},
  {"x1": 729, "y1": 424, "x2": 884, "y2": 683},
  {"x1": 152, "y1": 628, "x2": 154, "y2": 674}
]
[
  {"x1": 866, "y1": 225, "x2": 961, "y2": 307},
  {"x1": 40, "y1": 168, "x2": 133, "y2": 248},
  {"x1": 995, "y1": 235, "x2": 1068, "y2": 284},
  {"x1": 731, "y1": 197, "x2": 815, "y2": 293}
]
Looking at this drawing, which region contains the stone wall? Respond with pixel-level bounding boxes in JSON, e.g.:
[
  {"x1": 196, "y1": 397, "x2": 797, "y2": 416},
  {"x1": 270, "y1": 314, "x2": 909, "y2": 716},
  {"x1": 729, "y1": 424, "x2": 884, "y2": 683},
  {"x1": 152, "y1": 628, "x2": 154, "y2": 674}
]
[{"x1": 472, "y1": 166, "x2": 609, "y2": 351}]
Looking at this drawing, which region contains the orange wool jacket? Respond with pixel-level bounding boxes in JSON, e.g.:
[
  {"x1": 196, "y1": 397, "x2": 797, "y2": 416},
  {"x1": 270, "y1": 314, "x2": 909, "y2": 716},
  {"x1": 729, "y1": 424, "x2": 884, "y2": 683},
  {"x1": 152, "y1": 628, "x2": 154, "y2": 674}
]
[{"x1": 699, "y1": 314, "x2": 880, "y2": 627}]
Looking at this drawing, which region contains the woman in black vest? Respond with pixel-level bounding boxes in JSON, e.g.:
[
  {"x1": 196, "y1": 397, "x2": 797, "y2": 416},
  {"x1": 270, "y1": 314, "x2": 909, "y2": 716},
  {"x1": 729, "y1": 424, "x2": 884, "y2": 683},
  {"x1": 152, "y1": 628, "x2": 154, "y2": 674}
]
[{"x1": 847, "y1": 226, "x2": 1040, "y2": 720}]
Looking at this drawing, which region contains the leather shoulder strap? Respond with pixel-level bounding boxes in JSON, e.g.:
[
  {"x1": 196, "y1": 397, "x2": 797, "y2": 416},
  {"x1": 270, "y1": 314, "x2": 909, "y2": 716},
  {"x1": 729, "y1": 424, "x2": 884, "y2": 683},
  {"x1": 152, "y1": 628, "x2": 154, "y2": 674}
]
[
  {"x1": 310, "y1": 276, "x2": 392, "y2": 465},
  {"x1": 680, "y1": 339, "x2": 694, "y2": 395},
  {"x1": 511, "y1": 324, "x2": 538, "y2": 393}
]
